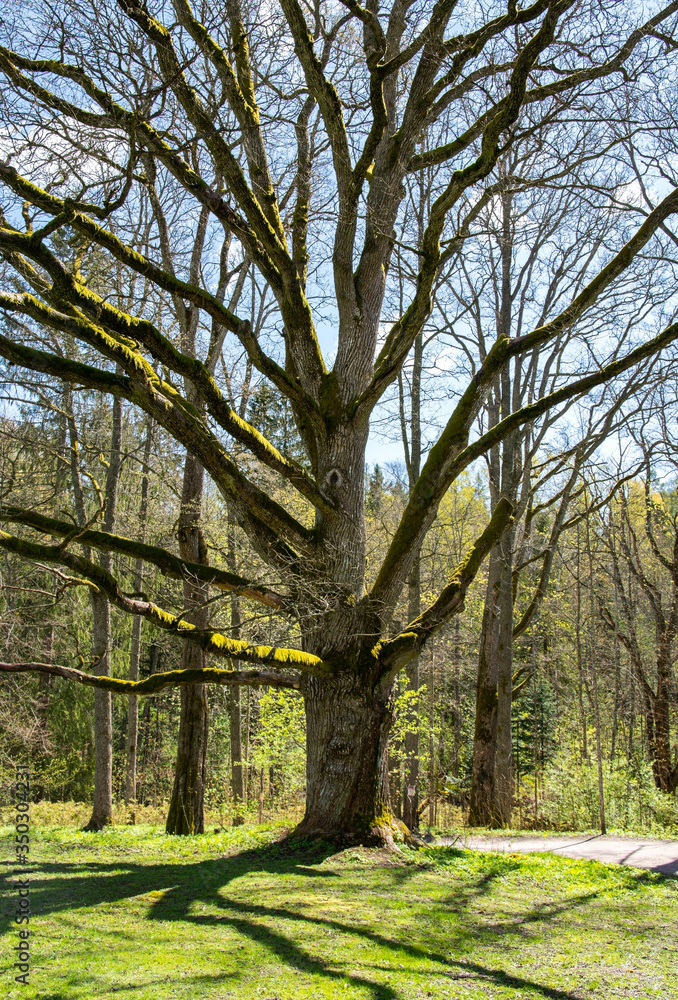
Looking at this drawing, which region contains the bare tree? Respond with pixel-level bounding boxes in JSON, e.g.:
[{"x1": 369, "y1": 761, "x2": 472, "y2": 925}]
[{"x1": 1, "y1": 0, "x2": 678, "y2": 844}]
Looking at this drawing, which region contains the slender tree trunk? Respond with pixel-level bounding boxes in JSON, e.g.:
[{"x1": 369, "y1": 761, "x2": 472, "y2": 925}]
[
  {"x1": 166, "y1": 452, "x2": 209, "y2": 835},
  {"x1": 591, "y1": 664, "x2": 607, "y2": 833},
  {"x1": 576, "y1": 524, "x2": 588, "y2": 760},
  {"x1": 584, "y1": 509, "x2": 606, "y2": 832},
  {"x1": 388, "y1": 743, "x2": 402, "y2": 820},
  {"x1": 84, "y1": 394, "x2": 123, "y2": 830},
  {"x1": 491, "y1": 188, "x2": 517, "y2": 827},
  {"x1": 166, "y1": 678, "x2": 209, "y2": 833},
  {"x1": 606, "y1": 526, "x2": 676, "y2": 794},
  {"x1": 494, "y1": 524, "x2": 515, "y2": 827},
  {"x1": 228, "y1": 688, "x2": 245, "y2": 824},
  {"x1": 610, "y1": 616, "x2": 620, "y2": 762},
  {"x1": 400, "y1": 327, "x2": 423, "y2": 832},
  {"x1": 428, "y1": 652, "x2": 436, "y2": 827},
  {"x1": 227, "y1": 523, "x2": 245, "y2": 824},
  {"x1": 87, "y1": 589, "x2": 113, "y2": 830},
  {"x1": 469, "y1": 549, "x2": 502, "y2": 826},
  {"x1": 452, "y1": 619, "x2": 461, "y2": 781},
  {"x1": 245, "y1": 687, "x2": 251, "y2": 806},
  {"x1": 125, "y1": 419, "x2": 153, "y2": 810},
  {"x1": 402, "y1": 560, "x2": 421, "y2": 831},
  {"x1": 654, "y1": 644, "x2": 676, "y2": 792},
  {"x1": 35, "y1": 622, "x2": 54, "y2": 799}
]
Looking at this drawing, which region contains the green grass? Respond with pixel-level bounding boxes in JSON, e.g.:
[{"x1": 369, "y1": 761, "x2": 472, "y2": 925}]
[{"x1": 1, "y1": 823, "x2": 676, "y2": 999}]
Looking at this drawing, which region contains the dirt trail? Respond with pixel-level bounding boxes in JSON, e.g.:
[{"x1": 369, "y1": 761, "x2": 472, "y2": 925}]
[{"x1": 436, "y1": 833, "x2": 678, "y2": 874}]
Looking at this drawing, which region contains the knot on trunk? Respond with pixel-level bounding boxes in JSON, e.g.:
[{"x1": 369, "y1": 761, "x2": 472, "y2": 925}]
[{"x1": 321, "y1": 467, "x2": 344, "y2": 495}]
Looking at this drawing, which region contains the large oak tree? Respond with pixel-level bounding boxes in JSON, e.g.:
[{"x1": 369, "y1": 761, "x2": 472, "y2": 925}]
[{"x1": 1, "y1": 0, "x2": 678, "y2": 843}]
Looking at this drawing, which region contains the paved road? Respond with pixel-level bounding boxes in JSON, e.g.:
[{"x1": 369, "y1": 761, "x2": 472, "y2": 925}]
[{"x1": 437, "y1": 833, "x2": 678, "y2": 875}]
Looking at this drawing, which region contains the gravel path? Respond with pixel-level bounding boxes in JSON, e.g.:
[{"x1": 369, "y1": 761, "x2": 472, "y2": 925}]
[{"x1": 436, "y1": 833, "x2": 678, "y2": 874}]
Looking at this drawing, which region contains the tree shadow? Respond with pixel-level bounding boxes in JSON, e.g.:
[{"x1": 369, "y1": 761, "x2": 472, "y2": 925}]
[
  {"x1": 1, "y1": 839, "x2": 669, "y2": 999},
  {"x1": 187, "y1": 890, "x2": 598, "y2": 999},
  {"x1": 0, "y1": 838, "x2": 337, "y2": 934}
]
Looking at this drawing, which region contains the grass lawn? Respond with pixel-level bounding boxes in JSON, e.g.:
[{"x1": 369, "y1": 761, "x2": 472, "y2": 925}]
[{"x1": 0, "y1": 823, "x2": 676, "y2": 1000}]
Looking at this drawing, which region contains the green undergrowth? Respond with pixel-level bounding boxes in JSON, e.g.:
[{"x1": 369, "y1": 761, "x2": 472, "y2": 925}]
[{"x1": 0, "y1": 823, "x2": 676, "y2": 999}]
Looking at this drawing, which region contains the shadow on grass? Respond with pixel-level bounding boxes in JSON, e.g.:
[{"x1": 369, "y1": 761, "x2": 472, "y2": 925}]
[
  {"x1": 1, "y1": 840, "x2": 669, "y2": 999},
  {"x1": 28, "y1": 970, "x2": 239, "y2": 1000}
]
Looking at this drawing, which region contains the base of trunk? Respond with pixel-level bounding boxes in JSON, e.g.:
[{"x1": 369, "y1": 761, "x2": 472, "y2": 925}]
[
  {"x1": 296, "y1": 672, "x2": 422, "y2": 848},
  {"x1": 293, "y1": 809, "x2": 412, "y2": 848},
  {"x1": 166, "y1": 681, "x2": 208, "y2": 835},
  {"x1": 82, "y1": 814, "x2": 113, "y2": 832}
]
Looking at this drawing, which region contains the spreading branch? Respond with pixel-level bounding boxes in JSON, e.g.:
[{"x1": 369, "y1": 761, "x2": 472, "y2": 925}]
[{"x1": 0, "y1": 661, "x2": 300, "y2": 692}]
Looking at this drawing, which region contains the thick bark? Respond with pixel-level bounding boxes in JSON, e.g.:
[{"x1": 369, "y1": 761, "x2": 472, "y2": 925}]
[
  {"x1": 295, "y1": 670, "x2": 408, "y2": 846},
  {"x1": 166, "y1": 452, "x2": 210, "y2": 835},
  {"x1": 165, "y1": 676, "x2": 209, "y2": 834},
  {"x1": 470, "y1": 367, "x2": 514, "y2": 827}
]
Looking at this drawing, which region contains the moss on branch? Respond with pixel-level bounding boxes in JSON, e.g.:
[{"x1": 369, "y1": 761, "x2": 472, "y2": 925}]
[
  {"x1": 0, "y1": 661, "x2": 300, "y2": 693},
  {"x1": 0, "y1": 505, "x2": 285, "y2": 608},
  {"x1": 0, "y1": 529, "x2": 332, "y2": 677}
]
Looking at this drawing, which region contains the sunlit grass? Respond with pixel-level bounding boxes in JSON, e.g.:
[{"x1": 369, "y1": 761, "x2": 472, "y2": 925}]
[{"x1": 0, "y1": 823, "x2": 676, "y2": 999}]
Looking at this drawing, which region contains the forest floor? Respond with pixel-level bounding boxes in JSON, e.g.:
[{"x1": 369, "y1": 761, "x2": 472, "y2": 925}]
[
  {"x1": 436, "y1": 833, "x2": 678, "y2": 874},
  {"x1": 1, "y1": 822, "x2": 677, "y2": 1000}
]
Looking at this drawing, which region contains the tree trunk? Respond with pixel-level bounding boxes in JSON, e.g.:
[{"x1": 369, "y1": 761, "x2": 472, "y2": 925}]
[
  {"x1": 126, "y1": 619, "x2": 141, "y2": 810},
  {"x1": 652, "y1": 645, "x2": 676, "y2": 793},
  {"x1": 489, "y1": 188, "x2": 517, "y2": 827},
  {"x1": 401, "y1": 326, "x2": 423, "y2": 833},
  {"x1": 166, "y1": 677, "x2": 209, "y2": 834},
  {"x1": 468, "y1": 548, "x2": 501, "y2": 826},
  {"x1": 227, "y1": 522, "x2": 245, "y2": 825},
  {"x1": 82, "y1": 393, "x2": 122, "y2": 832},
  {"x1": 35, "y1": 622, "x2": 54, "y2": 799},
  {"x1": 87, "y1": 589, "x2": 113, "y2": 830},
  {"x1": 295, "y1": 671, "x2": 408, "y2": 846},
  {"x1": 229, "y1": 687, "x2": 245, "y2": 825},
  {"x1": 576, "y1": 524, "x2": 588, "y2": 760},
  {"x1": 166, "y1": 452, "x2": 209, "y2": 835},
  {"x1": 591, "y1": 662, "x2": 607, "y2": 833},
  {"x1": 402, "y1": 560, "x2": 421, "y2": 831},
  {"x1": 125, "y1": 419, "x2": 153, "y2": 810},
  {"x1": 494, "y1": 527, "x2": 515, "y2": 827}
]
